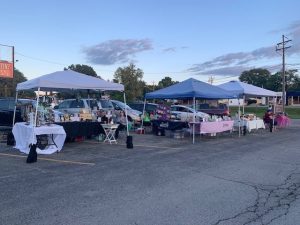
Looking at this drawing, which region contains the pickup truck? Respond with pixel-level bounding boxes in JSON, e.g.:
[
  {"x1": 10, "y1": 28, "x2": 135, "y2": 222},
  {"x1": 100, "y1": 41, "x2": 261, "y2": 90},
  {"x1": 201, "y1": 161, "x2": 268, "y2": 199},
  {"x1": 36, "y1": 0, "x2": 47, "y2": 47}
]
[{"x1": 196, "y1": 103, "x2": 230, "y2": 116}]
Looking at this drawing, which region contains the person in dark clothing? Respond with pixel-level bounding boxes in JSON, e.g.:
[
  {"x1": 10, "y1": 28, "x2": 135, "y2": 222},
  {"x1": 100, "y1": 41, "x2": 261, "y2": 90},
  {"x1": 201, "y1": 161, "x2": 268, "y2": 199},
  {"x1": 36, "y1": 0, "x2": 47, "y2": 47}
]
[{"x1": 263, "y1": 109, "x2": 277, "y2": 131}]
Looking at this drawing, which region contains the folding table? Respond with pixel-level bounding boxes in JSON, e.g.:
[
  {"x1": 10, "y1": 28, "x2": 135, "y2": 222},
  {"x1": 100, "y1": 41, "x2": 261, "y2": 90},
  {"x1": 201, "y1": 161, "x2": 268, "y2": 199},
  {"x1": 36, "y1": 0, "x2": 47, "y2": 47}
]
[{"x1": 101, "y1": 124, "x2": 119, "y2": 144}]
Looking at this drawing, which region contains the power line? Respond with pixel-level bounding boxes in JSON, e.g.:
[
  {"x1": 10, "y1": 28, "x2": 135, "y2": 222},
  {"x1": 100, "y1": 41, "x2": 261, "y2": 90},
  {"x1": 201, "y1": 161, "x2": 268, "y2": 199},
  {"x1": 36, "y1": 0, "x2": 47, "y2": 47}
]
[{"x1": 15, "y1": 52, "x2": 67, "y2": 66}]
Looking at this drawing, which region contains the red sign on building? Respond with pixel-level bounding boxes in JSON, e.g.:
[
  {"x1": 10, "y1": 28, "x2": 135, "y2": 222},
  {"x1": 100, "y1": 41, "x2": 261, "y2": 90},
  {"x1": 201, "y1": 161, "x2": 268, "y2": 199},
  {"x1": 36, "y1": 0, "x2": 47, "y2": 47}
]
[{"x1": 0, "y1": 61, "x2": 13, "y2": 78}]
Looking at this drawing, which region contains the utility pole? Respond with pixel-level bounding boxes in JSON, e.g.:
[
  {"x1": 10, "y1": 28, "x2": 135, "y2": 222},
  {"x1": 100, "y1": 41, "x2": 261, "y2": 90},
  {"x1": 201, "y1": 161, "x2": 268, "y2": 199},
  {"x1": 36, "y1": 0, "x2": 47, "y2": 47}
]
[
  {"x1": 276, "y1": 35, "x2": 291, "y2": 113},
  {"x1": 208, "y1": 76, "x2": 214, "y2": 84}
]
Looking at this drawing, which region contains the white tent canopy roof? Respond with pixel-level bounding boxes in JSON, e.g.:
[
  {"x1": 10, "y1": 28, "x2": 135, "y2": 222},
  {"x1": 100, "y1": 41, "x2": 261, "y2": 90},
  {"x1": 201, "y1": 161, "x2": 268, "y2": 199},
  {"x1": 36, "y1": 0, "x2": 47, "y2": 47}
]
[
  {"x1": 218, "y1": 80, "x2": 277, "y2": 97},
  {"x1": 17, "y1": 70, "x2": 124, "y2": 92}
]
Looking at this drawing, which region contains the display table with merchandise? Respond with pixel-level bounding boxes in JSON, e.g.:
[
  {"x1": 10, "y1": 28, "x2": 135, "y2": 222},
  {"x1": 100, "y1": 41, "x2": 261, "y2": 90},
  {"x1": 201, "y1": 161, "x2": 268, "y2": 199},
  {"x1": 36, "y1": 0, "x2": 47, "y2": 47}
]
[
  {"x1": 12, "y1": 122, "x2": 66, "y2": 154},
  {"x1": 151, "y1": 120, "x2": 189, "y2": 134},
  {"x1": 54, "y1": 121, "x2": 105, "y2": 140},
  {"x1": 233, "y1": 119, "x2": 265, "y2": 132}
]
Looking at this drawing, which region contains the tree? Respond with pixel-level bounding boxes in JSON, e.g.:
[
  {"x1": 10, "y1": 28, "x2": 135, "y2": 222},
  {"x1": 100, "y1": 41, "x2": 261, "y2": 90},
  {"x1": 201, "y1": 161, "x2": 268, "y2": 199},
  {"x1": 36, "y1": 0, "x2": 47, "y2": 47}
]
[
  {"x1": 266, "y1": 73, "x2": 282, "y2": 91},
  {"x1": 285, "y1": 69, "x2": 300, "y2": 91},
  {"x1": 113, "y1": 63, "x2": 145, "y2": 102},
  {"x1": 158, "y1": 76, "x2": 178, "y2": 88},
  {"x1": 0, "y1": 69, "x2": 27, "y2": 97},
  {"x1": 239, "y1": 68, "x2": 271, "y2": 88},
  {"x1": 267, "y1": 69, "x2": 300, "y2": 92},
  {"x1": 66, "y1": 64, "x2": 99, "y2": 78}
]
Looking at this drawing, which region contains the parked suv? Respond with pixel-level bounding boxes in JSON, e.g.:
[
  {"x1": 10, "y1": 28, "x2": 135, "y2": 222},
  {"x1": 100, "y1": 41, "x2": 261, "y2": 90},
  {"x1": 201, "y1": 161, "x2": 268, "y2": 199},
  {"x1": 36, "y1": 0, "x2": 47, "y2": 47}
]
[
  {"x1": 128, "y1": 102, "x2": 158, "y2": 114},
  {"x1": 54, "y1": 99, "x2": 99, "y2": 114},
  {"x1": 0, "y1": 98, "x2": 35, "y2": 127},
  {"x1": 111, "y1": 100, "x2": 142, "y2": 122},
  {"x1": 196, "y1": 103, "x2": 230, "y2": 116}
]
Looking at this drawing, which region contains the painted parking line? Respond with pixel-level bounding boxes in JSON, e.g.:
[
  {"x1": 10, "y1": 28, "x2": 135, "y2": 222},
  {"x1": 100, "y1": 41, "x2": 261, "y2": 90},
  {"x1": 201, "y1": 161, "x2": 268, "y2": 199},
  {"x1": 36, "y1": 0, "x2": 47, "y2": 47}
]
[
  {"x1": 0, "y1": 153, "x2": 95, "y2": 166},
  {"x1": 84, "y1": 140, "x2": 184, "y2": 150}
]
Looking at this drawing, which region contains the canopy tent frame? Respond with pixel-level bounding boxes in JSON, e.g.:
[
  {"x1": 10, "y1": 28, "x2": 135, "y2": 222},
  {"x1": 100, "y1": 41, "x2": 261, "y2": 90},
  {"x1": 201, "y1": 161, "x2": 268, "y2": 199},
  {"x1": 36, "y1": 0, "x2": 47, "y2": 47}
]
[
  {"x1": 13, "y1": 70, "x2": 129, "y2": 137},
  {"x1": 143, "y1": 78, "x2": 236, "y2": 143},
  {"x1": 218, "y1": 80, "x2": 277, "y2": 137}
]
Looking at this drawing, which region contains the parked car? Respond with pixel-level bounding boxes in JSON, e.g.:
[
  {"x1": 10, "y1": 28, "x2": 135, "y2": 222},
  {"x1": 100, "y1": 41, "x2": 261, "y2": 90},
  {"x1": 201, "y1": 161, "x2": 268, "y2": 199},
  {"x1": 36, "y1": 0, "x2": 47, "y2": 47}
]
[
  {"x1": 128, "y1": 102, "x2": 158, "y2": 114},
  {"x1": 195, "y1": 103, "x2": 230, "y2": 116},
  {"x1": 111, "y1": 100, "x2": 142, "y2": 122},
  {"x1": 54, "y1": 98, "x2": 99, "y2": 114},
  {"x1": 0, "y1": 98, "x2": 36, "y2": 127},
  {"x1": 170, "y1": 105, "x2": 209, "y2": 122}
]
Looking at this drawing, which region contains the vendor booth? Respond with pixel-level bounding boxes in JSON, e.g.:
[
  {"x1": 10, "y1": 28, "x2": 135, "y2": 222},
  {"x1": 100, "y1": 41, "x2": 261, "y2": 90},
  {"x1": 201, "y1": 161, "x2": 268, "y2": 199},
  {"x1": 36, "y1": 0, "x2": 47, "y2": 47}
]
[
  {"x1": 144, "y1": 78, "x2": 236, "y2": 143},
  {"x1": 218, "y1": 81, "x2": 277, "y2": 135},
  {"x1": 13, "y1": 70, "x2": 125, "y2": 154}
]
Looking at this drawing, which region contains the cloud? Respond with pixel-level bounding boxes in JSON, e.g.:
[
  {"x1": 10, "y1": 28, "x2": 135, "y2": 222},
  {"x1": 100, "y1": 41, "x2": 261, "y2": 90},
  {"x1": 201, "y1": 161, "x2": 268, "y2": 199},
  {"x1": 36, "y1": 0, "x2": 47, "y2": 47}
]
[
  {"x1": 189, "y1": 46, "x2": 277, "y2": 74},
  {"x1": 82, "y1": 39, "x2": 153, "y2": 65},
  {"x1": 191, "y1": 66, "x2": 252, "y2": 76},
  {"x1": 163, "y1": 47, "x2": 176, "y2": 52},
  {"x1": 162, "y1": 46, "x2": 188, "y2": 53},
  {"x1": 188, "y1": 21, "x2": 300, "y2": 76}
]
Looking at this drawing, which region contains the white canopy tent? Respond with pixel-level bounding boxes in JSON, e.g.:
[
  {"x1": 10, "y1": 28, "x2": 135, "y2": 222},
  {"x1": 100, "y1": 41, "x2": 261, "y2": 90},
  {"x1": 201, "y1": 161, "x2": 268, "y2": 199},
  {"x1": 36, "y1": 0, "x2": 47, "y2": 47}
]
[
  {"x1": 14, "y1": 70, "x2": 130, "y2": 136},
  {"x1": 218, "y1": 80, "x2": 277, "y2": 136},
  {"x1": 16, "y1": 70, "x2": 124, "y2": 92}
]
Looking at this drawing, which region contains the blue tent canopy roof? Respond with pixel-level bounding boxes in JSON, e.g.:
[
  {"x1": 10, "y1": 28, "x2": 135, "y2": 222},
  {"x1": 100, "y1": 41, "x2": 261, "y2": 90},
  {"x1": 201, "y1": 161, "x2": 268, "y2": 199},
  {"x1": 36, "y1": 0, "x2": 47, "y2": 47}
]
[
  {"x1": 218, "y1": 80, "x2": 277, "y2": 97},
  {"x1": 145, "y1": 78, "x2": 236, "y2": 99}
]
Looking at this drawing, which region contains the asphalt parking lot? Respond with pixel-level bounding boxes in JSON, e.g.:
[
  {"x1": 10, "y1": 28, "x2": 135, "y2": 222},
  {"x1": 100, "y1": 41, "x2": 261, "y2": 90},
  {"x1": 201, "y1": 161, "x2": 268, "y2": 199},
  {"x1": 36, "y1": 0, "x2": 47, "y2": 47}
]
[{"x1": 1, "y1": 121, "x2": 300, "y2": 225}]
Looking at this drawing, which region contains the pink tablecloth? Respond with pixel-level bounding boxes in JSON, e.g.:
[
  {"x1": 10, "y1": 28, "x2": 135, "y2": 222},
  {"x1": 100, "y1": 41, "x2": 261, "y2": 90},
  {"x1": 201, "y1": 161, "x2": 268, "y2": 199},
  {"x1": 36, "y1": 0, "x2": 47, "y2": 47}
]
[
  {"x1": 190, "y1": 120, "x2": 234, "y2": 134},
  {"x1": 276, "y1": 115, "x2": 291, "y2": 128}
]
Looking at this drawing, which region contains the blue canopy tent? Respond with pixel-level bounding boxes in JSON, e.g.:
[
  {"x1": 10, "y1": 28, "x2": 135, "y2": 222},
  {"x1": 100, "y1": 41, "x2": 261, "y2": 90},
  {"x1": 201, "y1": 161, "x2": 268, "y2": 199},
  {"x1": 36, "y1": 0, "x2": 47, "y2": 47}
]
[
  {"x1": 144, "y1": 78, "x2": 236, "y2": 143},
  {"x1": 218, "y1": 80, "x2": 277, "y2": 136},
  {"x1": 145, "y1": 78, "x2": 235, "y2": 100}
]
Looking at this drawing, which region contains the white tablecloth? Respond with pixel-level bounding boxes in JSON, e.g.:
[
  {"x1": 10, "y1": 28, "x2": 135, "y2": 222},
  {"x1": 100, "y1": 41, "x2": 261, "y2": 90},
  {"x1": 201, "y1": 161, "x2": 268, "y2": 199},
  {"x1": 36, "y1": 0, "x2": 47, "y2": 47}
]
[
  {"x1": 234, "y1": 119, "x2": 265, "y2": 132},
  {"x1": 12, "y1": 122, "x2": 66, "y2": 154}
]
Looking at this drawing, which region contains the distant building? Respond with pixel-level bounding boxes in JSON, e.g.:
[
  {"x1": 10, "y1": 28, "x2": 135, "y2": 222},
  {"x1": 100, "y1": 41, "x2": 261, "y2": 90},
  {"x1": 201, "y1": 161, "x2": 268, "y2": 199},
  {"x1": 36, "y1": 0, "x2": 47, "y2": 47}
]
[{"x1": 287, "y1": 91, "x2": 300, "y2": 105}]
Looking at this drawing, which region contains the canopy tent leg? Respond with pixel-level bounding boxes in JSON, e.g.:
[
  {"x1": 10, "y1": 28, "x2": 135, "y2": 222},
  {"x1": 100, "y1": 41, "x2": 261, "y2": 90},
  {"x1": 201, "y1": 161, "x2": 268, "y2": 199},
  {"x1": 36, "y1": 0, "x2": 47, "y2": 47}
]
[
  {"x1": 238, "y1": 98, "x2": 241, "y2": 137},
  {"x1": 193, "y1": 97, "x2": 195, "y2": 144},
  {"x1": 35, "y1": 88, "x2": 40, "y2": 127},
  {"x1": 242, "y1": 95, "x2": 245, "y2": 115},
  {"x1": 12, "y1": 91, "x2": 19, "y2": 126},
  {"x1": 272, "y1": 96, "x2": 277, "y2": 131},
  {"x1": 141, "y1": 98, "x2": 146, "y2": 128},
  {"x1": 227, "y1": 98, "x2": 229, "y2": 114},
  {"x1": 123, "y1": 92, "x2": 129, "y2": 136},
  {"x1": 123, "y1": 92, "x2": 133, "y2": 148}
]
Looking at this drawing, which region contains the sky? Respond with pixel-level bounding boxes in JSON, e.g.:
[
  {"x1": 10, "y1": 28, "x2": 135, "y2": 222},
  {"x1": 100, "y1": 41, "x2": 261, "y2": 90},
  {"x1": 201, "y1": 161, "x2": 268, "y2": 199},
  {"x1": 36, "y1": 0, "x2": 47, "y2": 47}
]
[{"x1": 1, "y1": 0, "x2": 300, "y2": 85}]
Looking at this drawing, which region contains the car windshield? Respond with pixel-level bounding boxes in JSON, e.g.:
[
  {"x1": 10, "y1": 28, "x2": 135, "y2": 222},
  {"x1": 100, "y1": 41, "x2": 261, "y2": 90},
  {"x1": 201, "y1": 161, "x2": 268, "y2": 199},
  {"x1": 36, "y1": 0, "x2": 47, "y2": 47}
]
[
  {"x1": 114, "y1": 101, "x2": 131, "y2": 109},
  {"x1": 0, "y1": 99, "x2": 15, "y2": 110},
  {"x1": 99, "y1": 100, "x2": 114, "y2": 109},
  {"x1": 86, "y1": 100, "x2": 99, "y2": 109}
]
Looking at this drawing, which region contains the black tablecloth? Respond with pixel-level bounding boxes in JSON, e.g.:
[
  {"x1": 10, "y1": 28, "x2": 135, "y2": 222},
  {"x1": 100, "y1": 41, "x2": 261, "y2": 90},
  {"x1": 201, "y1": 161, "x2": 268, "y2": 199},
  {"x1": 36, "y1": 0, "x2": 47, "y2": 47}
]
[
  {"x1": 151, "y1": 120, "x2": 189, "y2": 134},
  {"x1": 55, "y1": 122, "x2": 105, "y2": 139}
]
